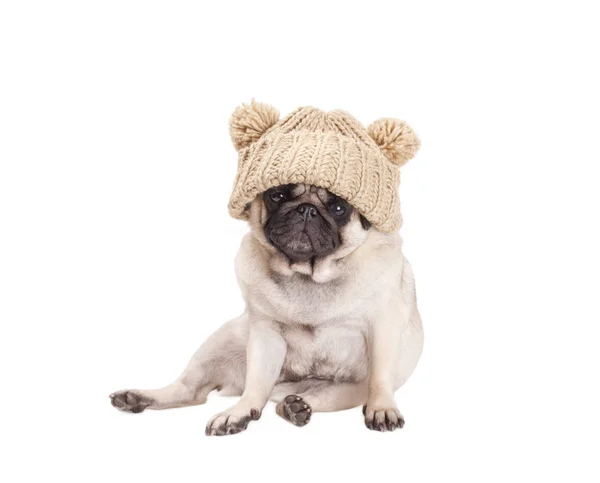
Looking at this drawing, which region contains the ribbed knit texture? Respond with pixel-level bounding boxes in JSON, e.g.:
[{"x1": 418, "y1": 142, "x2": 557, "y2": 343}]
[{"x1": 228, "y1": 104, "x2": 419, "y2": 233}]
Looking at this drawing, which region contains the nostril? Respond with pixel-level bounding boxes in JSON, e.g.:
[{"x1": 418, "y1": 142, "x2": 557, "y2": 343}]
[{"x1": 296, "y1": 203, "x2": 317, "y2": 219}]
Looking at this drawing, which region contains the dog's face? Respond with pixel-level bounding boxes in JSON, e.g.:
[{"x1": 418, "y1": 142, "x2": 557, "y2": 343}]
[{"x1": 257, "y1": 184, "x2": 371, "y2": 262}]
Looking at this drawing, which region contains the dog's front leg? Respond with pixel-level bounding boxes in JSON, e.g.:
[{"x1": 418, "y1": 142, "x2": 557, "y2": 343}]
[
  {"x1": 364, "y1": 307, "x2": 408, "y2": 432},
  {"x1": 205, "y1": 319, "x2": 286, "y2": 436}
]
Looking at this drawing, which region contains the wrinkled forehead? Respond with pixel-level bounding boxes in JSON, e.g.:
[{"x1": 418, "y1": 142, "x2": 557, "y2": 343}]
[{"x1": 282, "y1": 183, "x2": 335, "y2": 204}]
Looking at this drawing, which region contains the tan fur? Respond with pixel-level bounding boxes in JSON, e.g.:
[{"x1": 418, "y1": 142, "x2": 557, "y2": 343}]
[
  {"x1": 110, "y1": 190, "x2": 423, "y2": 435},
  {"x1": 110, "y1": 100, "x2": 423, "y2": 435}
]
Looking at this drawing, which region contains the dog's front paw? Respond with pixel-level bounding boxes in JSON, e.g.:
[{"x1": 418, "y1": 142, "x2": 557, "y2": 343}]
[
  {"x1": 205, "y1": 405, "x2": 262, "y2": 436},
  {"x1": 109, "y1": 390, "x2": 153, "y2": 413},
  {"x1": 362, "y1": 405, "x2": 404, "y2": 432},
  {"x1": 276, "y1": 395, "x2": 312, "y2": 426}
]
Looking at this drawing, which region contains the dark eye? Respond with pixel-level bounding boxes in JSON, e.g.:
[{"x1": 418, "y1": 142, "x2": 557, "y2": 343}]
[
  {"x1": 269, "y1": 192, "x2": 286, "y2": 203},
  {"x1": 331, "y1": 203, "x2": 346, "y2": 216}
]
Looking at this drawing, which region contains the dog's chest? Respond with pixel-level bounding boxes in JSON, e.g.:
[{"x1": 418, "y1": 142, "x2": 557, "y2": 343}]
[
  {"x1": 278, "y1": 322, "x2": 368, "y2": 383},
  {"x1": 264, "y1": 273, "x2": 369, "y2": 325}
]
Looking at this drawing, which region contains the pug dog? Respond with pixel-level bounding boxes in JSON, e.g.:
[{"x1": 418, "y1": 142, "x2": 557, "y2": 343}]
[{"x1": 110, "y1": 182, "x2": 424, "y2": 435}]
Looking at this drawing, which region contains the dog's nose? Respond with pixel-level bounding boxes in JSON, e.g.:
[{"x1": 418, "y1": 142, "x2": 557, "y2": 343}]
[{"x1": 296, "y1": 203, "x2": 318, "y2": 220}]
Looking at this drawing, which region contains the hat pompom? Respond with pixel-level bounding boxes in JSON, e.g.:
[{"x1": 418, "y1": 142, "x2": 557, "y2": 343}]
[
  {"x1": 367, "y1": 118, "x2": 420, "y2": 167},
  {"x1": 229, "y1": 100, "x2": 280, "y2": 150}
]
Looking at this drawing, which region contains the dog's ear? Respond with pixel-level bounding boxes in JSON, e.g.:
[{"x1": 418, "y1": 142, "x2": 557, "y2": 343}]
[
  {"x1": 367, "y1": 118, "x2": 420, "y2": 167},
  {"x1": 229, "y1": 100, "x2": 280, "y2": 151}
]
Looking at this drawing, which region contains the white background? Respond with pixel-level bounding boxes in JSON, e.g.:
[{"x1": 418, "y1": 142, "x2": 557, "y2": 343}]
[{"x1": 1, "y1": 1, "x2": 599, "y2": 482}]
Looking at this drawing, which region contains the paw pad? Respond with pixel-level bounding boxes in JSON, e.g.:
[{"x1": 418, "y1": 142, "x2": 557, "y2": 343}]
[
  {"x1": 109, "y1": 391, "x2": 152, "y2": 413},
  {"x1": 278, "y1": 395, "x2": 312, "y2": 427}
]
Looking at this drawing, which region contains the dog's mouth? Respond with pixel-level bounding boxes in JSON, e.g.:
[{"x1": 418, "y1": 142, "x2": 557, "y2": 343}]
[{"x1": 266, "y1": 216, "x2": 339, "y2": 263}]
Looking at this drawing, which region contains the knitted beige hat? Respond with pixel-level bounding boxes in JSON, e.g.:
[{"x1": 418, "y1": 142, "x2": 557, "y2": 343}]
[{"x1": 227, "y1": 101, "x2": 420, "y2": 233}]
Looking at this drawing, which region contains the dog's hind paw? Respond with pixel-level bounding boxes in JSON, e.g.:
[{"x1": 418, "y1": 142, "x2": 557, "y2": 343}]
[
  {"x1": 109, "y1": 390, "x2": 153, "y2": 413},
  {"x1": 276, "y1": 395, "x2": 312, "y2": 426}
]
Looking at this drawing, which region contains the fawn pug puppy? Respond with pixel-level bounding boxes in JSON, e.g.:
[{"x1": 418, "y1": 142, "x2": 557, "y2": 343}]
[{"x1": 110, "y1": 102, "x2": 424, "y2": 435}]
